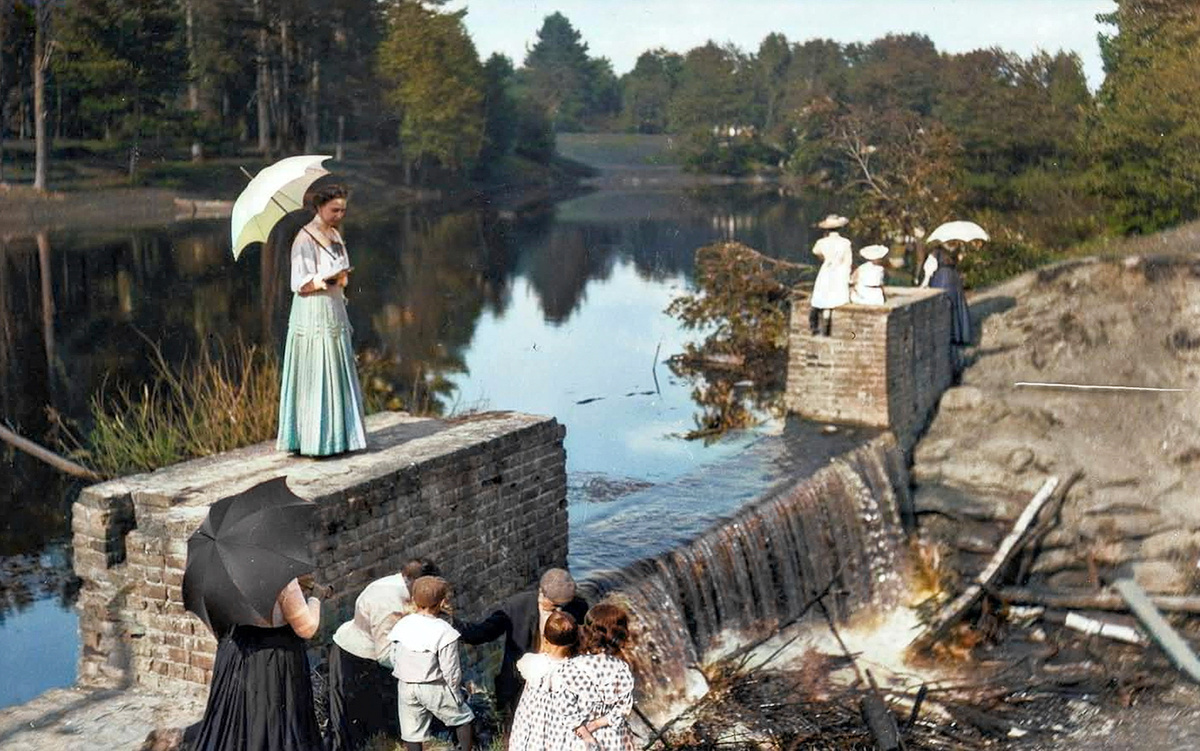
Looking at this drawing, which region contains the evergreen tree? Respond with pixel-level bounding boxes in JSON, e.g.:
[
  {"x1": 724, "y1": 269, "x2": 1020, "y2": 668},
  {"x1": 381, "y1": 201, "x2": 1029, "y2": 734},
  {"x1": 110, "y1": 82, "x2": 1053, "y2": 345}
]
[
  {"x1": 53, "y1": 0, "x2": 188, "y2": 153},
  {"x1": 618, "y1": 48, "x2": 681, "y2": 134},
  {"x1": 844, "y1": 33, "x2": 941, "y2": 116},
  {"x1": 753, "y1": 32, "x2": 791, "y2": 140},
  {"x1": 519, "y1": 11, "x2": 616, "y2": 131},
  {"x1": 668, "y1": 41, "x2": 752, "y2": 133},
  {"x1": 1091, "y1": 0, "x2": 1200, "y2": 232},
  {"x1": 477, "y1": 53, "x2": 518, "y2": 168}
]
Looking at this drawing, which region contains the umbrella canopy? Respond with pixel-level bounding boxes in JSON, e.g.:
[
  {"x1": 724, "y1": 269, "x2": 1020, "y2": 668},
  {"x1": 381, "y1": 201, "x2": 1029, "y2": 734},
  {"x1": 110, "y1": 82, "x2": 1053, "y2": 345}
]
[
  {"x1": 927, "y1": 220, "x2": 989, "y2": 245},
  {"x1": 183, "y1": 476, "x2": 318, "y2": 636},
  {"x1": 230, "y1": 154, "x2": 331, "y2": 260}
]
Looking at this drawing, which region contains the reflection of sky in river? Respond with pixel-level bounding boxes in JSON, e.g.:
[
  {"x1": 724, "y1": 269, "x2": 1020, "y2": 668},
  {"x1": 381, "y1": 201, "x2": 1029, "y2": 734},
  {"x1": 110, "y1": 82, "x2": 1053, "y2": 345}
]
[
  {"x1": 0, "y1": 184, "x2": 820, "y2": 709},
  {"x1": 450, "y1": 260, "x2": 766, "y2": 481},
  {"x1": 0, "y1": 598, "x2": 79, "y2": 708}
]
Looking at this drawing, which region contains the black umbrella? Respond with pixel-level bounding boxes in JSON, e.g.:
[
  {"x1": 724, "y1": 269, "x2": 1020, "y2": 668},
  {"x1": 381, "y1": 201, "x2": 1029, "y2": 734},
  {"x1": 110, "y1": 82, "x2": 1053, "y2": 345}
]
[{"x1": 183, "y1": 476, "x2": 318, "y2": 636}]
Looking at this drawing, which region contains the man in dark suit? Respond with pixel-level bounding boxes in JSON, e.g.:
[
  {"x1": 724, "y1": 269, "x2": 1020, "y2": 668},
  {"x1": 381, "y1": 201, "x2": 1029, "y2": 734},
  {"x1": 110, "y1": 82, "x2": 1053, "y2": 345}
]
[{"x1": 455, "y1": 568, "x2": 588, "y2": 727}]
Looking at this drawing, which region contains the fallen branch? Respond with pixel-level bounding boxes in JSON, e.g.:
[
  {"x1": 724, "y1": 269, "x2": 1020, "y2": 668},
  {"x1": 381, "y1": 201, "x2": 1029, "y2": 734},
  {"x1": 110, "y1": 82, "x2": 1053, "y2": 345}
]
[
  {"x1": 1114, "y1": 578, "x2": 1200, "y2": 683},
  {"x1": 910, "y1": 477, "x2": 1060, "y2": 653},
  {"x1": 996, "y1": 586, "x2": 1200, "y2": 615},
  {"x1": 640, "y1": 572, "x2": 845, "y2": 750},
  {"x1": 1015, "y1": 470, "x2": 1082, "y2": 582},
  {"x1": 0, "y1": 422, "x2": 103, "y2": 482},
  {"x1": 817, "y1": 599, "x2": 909, "y2": 750},
  {"x1": 1061, "y1": 611, "x2": 1146, "y2": 645},
  {"x1": 904, "y1": 684, "x2": 928, "y2": 732},
  {"x1": 861, "y1": 670, "x2": 904, "y2": 751},
  {"x1": 727, "y1": 565, "x2": 845, "y2": 669}
]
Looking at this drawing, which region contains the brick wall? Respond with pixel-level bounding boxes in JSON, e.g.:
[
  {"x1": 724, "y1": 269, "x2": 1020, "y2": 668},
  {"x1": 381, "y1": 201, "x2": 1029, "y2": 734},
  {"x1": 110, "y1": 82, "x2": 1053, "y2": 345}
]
[
  {"x1": 786, "y1": 287, "x2": 953, "y2": 452},
  {"x1": 71, "y1": 410, "x2": 568, "y2": 696}
]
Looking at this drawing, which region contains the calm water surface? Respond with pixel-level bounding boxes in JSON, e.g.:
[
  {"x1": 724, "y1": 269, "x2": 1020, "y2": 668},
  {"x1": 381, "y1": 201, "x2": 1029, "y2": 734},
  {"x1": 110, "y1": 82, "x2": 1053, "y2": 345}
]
[{"x1": 0, "y1": 184, "x2": 833, "y2": 707}]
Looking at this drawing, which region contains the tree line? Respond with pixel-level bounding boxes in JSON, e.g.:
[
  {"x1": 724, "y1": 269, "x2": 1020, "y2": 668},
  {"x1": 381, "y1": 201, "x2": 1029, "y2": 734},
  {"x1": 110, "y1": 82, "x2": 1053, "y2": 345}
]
[
  {"x1": 0, "y1": 0, "x2": 573, "y2": 187},
  {"x1": 0, "y1": 1, "x2": 1195, "y2": 239}
]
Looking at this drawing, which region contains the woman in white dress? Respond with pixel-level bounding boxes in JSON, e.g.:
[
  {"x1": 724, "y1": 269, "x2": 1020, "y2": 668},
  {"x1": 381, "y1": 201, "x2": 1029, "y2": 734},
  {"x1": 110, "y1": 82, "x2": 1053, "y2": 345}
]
[
  {"x1": 276, "y1": 183, "x2": 368, "y2": 456},
  {"x1": 850, "y1": 244, "x2": 889, "y2": 305},
  {"x1": 507, "y1": 611, "x2": 580, "y2": 750},
  {"x1": 809, "y1": 214, "x2": 853, "y2": 336}
]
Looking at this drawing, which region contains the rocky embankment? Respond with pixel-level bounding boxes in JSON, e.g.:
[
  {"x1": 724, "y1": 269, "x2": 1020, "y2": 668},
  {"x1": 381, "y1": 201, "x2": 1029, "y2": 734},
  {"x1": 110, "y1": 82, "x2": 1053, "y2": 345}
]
[{"x1": 913, "y1": 253, "x2": 1200, "y2": 594}]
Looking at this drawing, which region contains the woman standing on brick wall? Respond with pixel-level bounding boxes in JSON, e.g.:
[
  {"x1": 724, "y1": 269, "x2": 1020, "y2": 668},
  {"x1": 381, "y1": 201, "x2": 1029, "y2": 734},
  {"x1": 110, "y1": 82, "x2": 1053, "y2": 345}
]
[
  {"x1": 276, "y1": 182, "x2": 368, "y2": 457},
  {"x1": 809, "y1": 214, "x2": 853, "y2": 336},
  {"x1": 928, "y1": 239, "x2": 971, "y2": 345}
]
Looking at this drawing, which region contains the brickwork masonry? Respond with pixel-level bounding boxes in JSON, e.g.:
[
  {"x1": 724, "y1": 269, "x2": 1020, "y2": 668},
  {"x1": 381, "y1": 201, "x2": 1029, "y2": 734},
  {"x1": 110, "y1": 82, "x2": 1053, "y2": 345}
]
[
  {"x1": 70, "y1": 410, "x2": 568, "y2": 697},
  {"x1": 786, "y1": 287, "x2": 954, "y2": 453}
]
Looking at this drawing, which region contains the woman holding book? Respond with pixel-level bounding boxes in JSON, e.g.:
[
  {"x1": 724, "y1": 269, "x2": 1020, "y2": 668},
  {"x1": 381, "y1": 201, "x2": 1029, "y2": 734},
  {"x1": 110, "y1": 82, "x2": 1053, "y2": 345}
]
[{"x1": 276, "y1": 182, "x2": 367, "y2": 456}]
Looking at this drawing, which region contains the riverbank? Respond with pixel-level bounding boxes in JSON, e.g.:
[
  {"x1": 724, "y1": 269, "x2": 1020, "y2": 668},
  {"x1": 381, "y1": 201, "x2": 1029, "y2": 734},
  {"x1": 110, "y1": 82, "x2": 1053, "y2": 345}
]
[
  {"x1": 0, "y1": 143, "x2": 591, "y2": 235},
  {"x1": 904, "y1": 225, "x2": 1200, "y2": 747}
]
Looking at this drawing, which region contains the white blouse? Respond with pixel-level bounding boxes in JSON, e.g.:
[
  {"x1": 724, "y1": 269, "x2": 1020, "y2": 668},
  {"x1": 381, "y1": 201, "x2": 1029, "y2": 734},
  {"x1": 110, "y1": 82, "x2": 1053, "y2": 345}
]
[
  {"x1": 290, "y1": 223, "x2": 351, "y2": 293},
  {"x1": 810, "y1": 233, "x2": 853, "y2": 309},
  {"x1": 851, "y1": 263, "x2": 886, "y2": 305}
]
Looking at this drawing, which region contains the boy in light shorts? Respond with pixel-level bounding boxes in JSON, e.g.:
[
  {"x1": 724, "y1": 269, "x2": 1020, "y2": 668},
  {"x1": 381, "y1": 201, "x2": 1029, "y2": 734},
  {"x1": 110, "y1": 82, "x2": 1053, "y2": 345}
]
[{"x1": 388, "y1": 576, "x2": 475, "y2": 751}]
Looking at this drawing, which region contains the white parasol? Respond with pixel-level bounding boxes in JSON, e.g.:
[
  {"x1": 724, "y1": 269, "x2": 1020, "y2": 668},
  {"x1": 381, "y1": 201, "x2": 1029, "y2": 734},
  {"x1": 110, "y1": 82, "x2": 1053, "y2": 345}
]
[
  {"x1": 926, "y1": 220, "x2": 989, "y2": 245},
  {"x1": 230, "y1": 154, "x2": 332, "y2": 259}
]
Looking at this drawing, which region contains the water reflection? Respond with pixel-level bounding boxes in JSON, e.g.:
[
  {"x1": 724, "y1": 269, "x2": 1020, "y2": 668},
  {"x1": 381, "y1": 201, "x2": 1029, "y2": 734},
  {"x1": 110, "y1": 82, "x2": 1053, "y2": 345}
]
[{"x1": 0, "y1": 183, "x2": 831, "y2": 706}]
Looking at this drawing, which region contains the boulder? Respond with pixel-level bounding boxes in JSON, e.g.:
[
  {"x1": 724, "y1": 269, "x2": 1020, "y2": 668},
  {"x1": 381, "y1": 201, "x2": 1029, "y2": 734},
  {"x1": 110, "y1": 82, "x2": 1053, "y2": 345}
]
[
  {"x1": 1140, "y1": 529, "x2": 1200, "y2": 560},
  {"x1": 1129, "y1": 560, "x2": 1189, "y2": 594},
  {"x1": 139, "y1": 728, "x2": 184, "y2": 751},
  {"x1": 939, "y1": 386, "x2": 986, "y2": 412}
]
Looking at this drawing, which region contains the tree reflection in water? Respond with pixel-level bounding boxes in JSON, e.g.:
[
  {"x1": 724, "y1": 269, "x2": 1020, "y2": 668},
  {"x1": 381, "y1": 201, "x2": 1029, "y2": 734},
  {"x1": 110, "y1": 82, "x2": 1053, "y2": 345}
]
[
  {"x1": 667, "y1": 240, "x2": 814, "y2": 443},
  {"x1": 0, "y1": 184, "x2": 839, "y2": 618}
]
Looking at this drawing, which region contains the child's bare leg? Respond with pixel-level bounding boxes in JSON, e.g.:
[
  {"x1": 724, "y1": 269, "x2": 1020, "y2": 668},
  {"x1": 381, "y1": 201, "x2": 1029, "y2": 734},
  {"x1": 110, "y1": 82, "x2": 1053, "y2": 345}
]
[
  {"x1": 453, "y1": 722, "x2": 473, "y2": 751},
  {"x1": 404, "y1": 743, "x2": 421, "y2": 751}
]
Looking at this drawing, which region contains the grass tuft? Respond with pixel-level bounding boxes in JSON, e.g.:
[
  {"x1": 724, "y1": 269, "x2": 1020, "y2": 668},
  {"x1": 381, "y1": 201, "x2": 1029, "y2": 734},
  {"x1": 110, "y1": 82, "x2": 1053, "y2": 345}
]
[{"x1": 76, "y1": 335, "x2": 280, "y2": 477}]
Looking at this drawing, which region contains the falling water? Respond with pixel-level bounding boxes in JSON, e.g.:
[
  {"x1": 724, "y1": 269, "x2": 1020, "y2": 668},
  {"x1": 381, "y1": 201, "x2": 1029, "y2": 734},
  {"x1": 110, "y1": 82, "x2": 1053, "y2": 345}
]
[{"x1": 581, "y1": 433, "x2": 910, "y2": 725}]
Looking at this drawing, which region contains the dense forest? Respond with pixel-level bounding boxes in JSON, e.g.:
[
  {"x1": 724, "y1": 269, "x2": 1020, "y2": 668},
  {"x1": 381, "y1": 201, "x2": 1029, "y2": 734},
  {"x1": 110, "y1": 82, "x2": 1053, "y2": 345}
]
[{"x1": 1, "y1": 1, "x2": 1197, "y2": 246}]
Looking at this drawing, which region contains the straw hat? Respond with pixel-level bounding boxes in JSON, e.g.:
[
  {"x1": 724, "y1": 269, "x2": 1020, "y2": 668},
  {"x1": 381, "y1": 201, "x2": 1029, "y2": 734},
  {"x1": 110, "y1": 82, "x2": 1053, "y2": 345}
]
[
  {"x1": 859, "y1": 244, "x2": 889, "y2": 261},
  {"x1": 816, "y1": 214, "x2": 849, "y2": 229}
]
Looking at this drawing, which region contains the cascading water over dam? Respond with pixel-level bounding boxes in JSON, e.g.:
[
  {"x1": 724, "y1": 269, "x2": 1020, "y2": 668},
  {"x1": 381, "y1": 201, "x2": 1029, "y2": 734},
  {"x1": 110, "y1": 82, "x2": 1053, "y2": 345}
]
[{"x1": 579, "y1": 432, "x2": 911, "y2": 725}]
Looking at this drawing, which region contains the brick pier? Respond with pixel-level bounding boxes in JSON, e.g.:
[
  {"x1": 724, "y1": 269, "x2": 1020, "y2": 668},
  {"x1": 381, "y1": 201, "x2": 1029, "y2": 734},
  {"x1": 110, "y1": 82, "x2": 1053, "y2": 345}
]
[
  {"x1": 70, "y1": 410, "x2": 568, "y2": 697},
  {"x1": 786, "y1": 287, "x2": 953, "y2": 452}
]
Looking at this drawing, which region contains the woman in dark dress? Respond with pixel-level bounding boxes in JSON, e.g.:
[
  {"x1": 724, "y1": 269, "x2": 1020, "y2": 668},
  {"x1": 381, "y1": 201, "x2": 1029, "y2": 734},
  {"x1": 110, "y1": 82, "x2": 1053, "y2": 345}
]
[
  {"x1": 192, "y1": 578, "x2": 324, "y2": 751},
  {"x1": 929, "y1": 240, "x2": 972, "y2": 345}
]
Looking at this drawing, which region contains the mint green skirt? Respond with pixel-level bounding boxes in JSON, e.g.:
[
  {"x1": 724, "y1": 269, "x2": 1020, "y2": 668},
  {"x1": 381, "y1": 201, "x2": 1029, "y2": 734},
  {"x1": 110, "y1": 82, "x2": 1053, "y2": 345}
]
[{"x1": 276, "y1": 288, "x2": 367, "y2": 456}]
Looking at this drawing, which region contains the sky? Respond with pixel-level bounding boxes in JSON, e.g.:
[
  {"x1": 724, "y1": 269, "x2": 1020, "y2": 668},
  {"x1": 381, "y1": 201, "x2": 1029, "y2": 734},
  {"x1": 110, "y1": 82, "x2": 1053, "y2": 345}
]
[{"x1": 449, "y1": 0, "x2": 1117, "y2": 89}]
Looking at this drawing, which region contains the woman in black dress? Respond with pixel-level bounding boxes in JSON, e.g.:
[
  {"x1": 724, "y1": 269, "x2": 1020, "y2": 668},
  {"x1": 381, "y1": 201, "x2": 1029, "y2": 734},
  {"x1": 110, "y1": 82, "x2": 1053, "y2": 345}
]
[
  {"x1": 929, "y1": 240, "x2": 972, "y2": 346},
  {"x1": 192, "y1": 578, "x2": 324, "y2": 751}
]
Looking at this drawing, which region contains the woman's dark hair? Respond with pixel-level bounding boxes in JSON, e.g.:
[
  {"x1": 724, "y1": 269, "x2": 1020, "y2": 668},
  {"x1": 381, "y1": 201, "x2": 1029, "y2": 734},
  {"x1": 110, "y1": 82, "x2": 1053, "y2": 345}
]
[
  {"x1": 401, "y1": 558, "x2": 438, "y2": 584},
  {"x1": 579, "y1": 603, "x2": 631, "y2": 659},
  {"x1": 543, "y1": 611, "x2": 579, "y2": 655},
  {"x1": 309, "y1": 183, "x2": 349, "y2": 209}
]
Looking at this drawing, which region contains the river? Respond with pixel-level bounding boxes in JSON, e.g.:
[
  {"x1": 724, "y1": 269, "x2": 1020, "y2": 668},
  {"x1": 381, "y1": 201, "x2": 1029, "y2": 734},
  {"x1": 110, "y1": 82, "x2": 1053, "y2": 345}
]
[{"x1": 0, "y1": 180, "x2": 835, "y2": 708}]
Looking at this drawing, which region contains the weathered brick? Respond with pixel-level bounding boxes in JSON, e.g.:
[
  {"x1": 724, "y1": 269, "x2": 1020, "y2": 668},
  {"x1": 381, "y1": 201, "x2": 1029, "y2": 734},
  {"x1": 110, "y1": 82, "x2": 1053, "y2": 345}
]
[
  {"x1": 71, "y1": 411, "x2": 565, "y2": 690},
  {"x1": 786, "y1": 287, "x2": 952, "y2": 454}
]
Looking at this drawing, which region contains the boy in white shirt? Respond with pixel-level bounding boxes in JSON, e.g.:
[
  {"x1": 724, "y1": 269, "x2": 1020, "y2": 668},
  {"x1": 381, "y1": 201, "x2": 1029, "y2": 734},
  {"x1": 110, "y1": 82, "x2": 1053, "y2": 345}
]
[{"x1": 388, "y1": 576, "x2": 475, "y2": 751}]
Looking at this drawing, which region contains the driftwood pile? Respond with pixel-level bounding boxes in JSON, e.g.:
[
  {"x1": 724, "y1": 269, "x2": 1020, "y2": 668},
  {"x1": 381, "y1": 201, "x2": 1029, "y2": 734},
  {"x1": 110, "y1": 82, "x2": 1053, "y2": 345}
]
[{"x1": 644, "y1": 471, "x2": 1200, "y2": 750}]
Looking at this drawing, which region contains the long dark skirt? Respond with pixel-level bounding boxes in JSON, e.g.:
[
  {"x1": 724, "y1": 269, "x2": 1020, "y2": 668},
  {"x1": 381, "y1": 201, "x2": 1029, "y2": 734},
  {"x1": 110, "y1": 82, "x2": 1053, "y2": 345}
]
[
  {"x1": 192, "y1": 625, "x2": 323, "y2": 751},
  {"x1": 327, "y1": 643, "x2": 400, "y2": 751},
  {"x1": 930, "y1": 265, "x2": 972, "y2": 345}
]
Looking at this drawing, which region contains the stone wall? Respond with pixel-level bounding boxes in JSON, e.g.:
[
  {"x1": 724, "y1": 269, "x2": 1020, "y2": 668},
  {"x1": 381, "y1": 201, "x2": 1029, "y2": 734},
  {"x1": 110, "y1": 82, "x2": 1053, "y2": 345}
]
[
  {"x1": 786, "y1": 287, "x2": 953, "y2": 452},
  {"x1": 71, "y1": 410, "x2": 568, "y2": 696}
]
